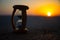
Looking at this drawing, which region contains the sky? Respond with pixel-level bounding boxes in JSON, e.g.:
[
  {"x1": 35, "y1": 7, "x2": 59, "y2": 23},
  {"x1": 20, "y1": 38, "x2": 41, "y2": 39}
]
[{"x1": 0, "y1": 0, "x2": 60, "y2": 16}]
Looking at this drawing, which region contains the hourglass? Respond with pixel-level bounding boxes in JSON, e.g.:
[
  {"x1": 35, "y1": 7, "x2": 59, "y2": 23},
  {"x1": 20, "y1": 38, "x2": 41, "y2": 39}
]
[{"x1": 11, "y1": 5, "x2": 29, "y2": 33}]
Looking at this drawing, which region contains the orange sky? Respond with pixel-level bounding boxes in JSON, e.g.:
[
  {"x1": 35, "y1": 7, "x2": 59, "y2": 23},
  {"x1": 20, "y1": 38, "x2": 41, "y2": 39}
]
[
  {"x1": 0, "y1": 0, "x2": 60, "y2": 16},
  {"x1": 28, "y1": 3, "x2": 60, "y2": 16}
]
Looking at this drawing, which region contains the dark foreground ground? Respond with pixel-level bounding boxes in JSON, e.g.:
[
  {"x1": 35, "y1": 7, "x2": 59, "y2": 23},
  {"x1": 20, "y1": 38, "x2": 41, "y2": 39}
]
[{"x1": 0, "y1": 16, "x2": 60, "y2": 40}]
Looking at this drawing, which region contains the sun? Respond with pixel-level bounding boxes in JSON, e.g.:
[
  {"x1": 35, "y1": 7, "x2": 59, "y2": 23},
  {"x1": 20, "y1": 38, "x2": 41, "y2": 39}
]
[{"x1": 47, "y1": 12, "x2": 51, "y2": 16}]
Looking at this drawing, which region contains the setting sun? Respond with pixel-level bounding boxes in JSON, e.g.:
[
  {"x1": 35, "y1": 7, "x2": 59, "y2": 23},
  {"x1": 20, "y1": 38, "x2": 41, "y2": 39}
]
[
  {"x1": 47, "y1": 12, "x2": 51, "y2": 16},
  {"x1": 28, "y1": 3, "x2": 59, "y2": 16}
]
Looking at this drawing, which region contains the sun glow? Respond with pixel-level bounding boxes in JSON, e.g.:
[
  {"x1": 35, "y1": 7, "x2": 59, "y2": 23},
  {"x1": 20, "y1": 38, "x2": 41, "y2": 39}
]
[
  {"x1": 47, "y1": 12, "x2": 51, "y2": 16},
  {"x1": 28, "y1": 4, "x2": 59, "y2": 16}
]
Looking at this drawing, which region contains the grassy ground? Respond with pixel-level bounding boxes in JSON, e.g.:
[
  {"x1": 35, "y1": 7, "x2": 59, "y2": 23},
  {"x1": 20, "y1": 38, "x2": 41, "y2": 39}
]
[{"x1": 0, "y1": 28, "x2": 60, "y2": 40}]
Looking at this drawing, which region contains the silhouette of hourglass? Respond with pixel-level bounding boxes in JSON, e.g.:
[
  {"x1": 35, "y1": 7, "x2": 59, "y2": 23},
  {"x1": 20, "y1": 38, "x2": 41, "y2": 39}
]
[{"x1": 11, "y1": 5, "x2": 29, "y2": 33}]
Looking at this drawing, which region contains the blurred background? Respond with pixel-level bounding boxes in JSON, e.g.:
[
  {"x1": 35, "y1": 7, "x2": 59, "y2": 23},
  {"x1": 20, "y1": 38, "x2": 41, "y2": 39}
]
[{"x1": 0, "y1": 0, "x2": 60, "y2": 34}]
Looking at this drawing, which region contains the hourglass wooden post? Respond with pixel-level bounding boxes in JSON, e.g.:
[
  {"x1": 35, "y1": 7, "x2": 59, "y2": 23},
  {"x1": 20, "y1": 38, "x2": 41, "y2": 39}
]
[{"x1": 11, "y1": 5, "x2": 29, "y2": 32}]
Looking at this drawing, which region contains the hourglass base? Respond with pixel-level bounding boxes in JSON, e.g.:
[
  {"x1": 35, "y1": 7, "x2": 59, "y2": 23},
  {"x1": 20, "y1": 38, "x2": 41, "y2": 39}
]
[{"x1": 13, "y1": 27, "x2": 28, "y2": 34}]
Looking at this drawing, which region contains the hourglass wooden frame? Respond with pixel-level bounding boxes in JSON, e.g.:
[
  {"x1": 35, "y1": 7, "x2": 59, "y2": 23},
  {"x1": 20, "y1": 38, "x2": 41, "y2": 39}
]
[{"x1": 11, "y1": 5, "x2": 29, "y2": 32}]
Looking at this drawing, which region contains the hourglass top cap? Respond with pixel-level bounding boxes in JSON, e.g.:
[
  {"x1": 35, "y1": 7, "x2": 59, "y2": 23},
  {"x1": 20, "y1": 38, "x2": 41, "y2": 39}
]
[{"x1": 13, "y1": 5, "x2": 29, "y2": 10}]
